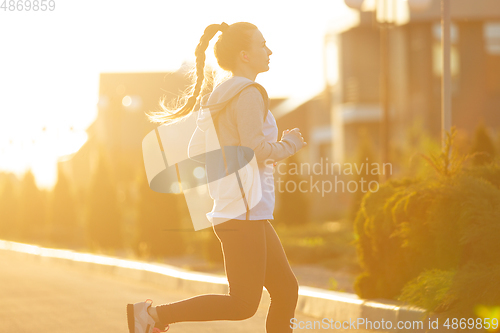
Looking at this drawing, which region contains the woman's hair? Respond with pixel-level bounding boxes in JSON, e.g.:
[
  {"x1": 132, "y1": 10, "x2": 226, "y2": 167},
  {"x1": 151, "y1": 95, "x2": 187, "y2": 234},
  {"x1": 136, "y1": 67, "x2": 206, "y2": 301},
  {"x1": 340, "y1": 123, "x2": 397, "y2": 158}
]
[{"x1": 146, "y1": 22, "x2": 258, "y2": 125}]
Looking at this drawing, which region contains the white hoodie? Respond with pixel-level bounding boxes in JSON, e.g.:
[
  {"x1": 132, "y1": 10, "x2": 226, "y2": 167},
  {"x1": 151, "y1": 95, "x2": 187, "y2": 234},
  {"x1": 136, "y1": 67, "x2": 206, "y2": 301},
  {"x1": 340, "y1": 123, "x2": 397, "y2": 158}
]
[{"x1": 188, "y1": 76, "x2": 305, "y2": 224}]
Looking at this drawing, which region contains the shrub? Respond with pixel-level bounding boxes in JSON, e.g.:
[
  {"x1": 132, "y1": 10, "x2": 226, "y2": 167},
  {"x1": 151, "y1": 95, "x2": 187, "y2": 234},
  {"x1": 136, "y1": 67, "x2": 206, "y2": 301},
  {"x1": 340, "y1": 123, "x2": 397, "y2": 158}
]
[
  {"x1": 354, "y1": 126, "x2": 500, "y2": 321},
  {"x1": 353, "y1": 176, "x2": 425, "y2": 299},
  {"x1": 398, "y1": 268, "x2": 457, "y2": 312}
]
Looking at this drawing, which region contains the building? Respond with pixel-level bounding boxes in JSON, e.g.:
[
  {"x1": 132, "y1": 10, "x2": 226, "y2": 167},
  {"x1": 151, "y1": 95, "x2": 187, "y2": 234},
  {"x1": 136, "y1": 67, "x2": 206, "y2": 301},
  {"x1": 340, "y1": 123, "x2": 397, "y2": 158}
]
[
  {"x1": 325, "y1": 0, "x2": 500, "y2": 165},
  {"x1": 58, "y1": 70, "x2": 192, "y2": 198},
  {"x1": 270, "y1": 0, "x2": 500, "y2": 221}
]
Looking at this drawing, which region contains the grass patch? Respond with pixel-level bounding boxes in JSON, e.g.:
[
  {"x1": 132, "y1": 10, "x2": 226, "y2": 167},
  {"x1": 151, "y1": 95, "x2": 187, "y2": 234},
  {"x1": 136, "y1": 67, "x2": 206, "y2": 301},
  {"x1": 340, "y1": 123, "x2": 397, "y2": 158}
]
[{"x1": 275, "y1": 219, "x2": 361, "y2": 274}]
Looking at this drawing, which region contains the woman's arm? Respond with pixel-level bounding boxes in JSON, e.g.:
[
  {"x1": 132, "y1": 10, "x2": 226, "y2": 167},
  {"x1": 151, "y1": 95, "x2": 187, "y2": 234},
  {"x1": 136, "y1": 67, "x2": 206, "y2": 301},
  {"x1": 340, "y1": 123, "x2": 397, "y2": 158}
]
[{"x1": 235, "y1": 86, "x2": 305, "y2": 165}]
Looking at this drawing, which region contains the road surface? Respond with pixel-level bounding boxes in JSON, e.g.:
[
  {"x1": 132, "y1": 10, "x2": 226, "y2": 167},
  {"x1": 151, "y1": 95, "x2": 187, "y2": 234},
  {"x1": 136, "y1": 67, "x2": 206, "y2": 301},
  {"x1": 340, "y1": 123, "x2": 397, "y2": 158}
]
[{"x1": 0, "y1": 249, "x2": 388, "y2": 332}]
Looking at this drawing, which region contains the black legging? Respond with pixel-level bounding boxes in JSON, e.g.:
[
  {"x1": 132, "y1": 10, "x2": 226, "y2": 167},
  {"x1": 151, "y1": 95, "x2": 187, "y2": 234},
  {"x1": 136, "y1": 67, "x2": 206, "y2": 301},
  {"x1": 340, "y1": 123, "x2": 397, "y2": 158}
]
[{"x1": 156, "y1": 219, "x2": 299, "y2": 332}]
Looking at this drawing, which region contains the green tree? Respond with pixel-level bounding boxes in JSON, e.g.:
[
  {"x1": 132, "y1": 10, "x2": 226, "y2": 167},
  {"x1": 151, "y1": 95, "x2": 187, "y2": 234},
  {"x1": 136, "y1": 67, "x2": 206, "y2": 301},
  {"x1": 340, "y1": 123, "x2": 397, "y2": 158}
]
[
  {"x1": 0, "y1": 173, "x2": 20, "y2": 241},
  {"x1": 135, "y1": 170, "x2": 187, "y2": 259},
  {"x1": 469, "y1": 122, "x2": 496, "y2": 166},
  {"x1": 86, "y1": 148, "x2": 122, "y2": 252},
  {"x1": 47, "y1": 166, "x2": 79, "y2": 249},
  {"x1": 17, "y1": 169, "x2": 46, "y2": 244},
  {"x1": 419, "y1": 126, "x2": 473, "y2": 178}
]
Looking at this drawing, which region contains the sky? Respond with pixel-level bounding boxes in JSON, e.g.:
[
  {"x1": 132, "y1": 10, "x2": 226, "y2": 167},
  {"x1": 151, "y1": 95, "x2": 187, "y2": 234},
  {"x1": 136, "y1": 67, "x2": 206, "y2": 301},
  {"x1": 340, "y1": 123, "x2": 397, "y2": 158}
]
[{"x1": 0, "y1": 0, "x2": 359, "y2": 190}]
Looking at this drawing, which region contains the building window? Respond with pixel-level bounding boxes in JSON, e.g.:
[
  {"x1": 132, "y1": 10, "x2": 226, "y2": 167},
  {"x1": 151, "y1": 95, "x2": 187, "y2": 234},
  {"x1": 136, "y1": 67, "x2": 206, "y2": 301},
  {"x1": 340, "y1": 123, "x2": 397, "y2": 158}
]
[
  {"x1": 484, "y1": 22, "x2": 500, "y2": 55},
  {"x1": 484, "y1": 22, "x2": 500, "y2": 94},
  {"x1": 431, "y1": 22, "x2": 460, "y2": 77},
  {"x1": 431, "y1": 22, "x2": 460, "y2": 94},
  {"x1": 324, "y1": 36, "x2": 339, "y2": 86}
]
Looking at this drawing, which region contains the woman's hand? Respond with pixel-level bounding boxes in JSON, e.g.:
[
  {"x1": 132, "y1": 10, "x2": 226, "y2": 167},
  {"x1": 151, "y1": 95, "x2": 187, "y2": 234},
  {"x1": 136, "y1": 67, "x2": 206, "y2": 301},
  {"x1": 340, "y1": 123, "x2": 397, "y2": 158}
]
[
  {"x1": 281, "y1": 128, "x2": 307, "y2": 146},
  {"x1": 274, "y1": 128, "x2": 307, "y2": 168}
]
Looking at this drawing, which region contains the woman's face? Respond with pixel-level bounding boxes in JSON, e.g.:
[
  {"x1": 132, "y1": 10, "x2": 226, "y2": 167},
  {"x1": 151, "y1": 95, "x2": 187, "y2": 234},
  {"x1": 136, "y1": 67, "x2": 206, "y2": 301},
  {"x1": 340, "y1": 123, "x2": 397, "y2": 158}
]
[{"x1": 244, "y1": 29, "x2": 273, "y2": 74}]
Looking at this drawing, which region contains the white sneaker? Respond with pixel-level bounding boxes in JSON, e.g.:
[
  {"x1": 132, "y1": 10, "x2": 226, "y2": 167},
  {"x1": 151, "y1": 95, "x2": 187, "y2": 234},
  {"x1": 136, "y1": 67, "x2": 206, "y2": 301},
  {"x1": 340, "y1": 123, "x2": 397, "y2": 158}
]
[{"x1": 127, "y1": 299, "x2": 156, "y2": 333}]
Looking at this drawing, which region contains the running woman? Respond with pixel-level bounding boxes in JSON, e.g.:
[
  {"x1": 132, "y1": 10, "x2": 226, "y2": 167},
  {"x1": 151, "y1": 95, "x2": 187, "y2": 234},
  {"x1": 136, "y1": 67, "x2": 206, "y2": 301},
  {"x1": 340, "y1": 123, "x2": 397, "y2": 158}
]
[{"x1": 127, "y1": 21, "x2": 307, "y2": 333}]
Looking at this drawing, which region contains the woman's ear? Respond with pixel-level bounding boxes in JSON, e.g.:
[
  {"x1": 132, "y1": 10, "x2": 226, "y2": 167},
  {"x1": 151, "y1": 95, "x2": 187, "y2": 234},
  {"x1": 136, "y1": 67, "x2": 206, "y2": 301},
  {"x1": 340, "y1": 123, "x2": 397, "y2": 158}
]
[{"x1": 239, "y1": 50, "x2": 249, "y2": 62}]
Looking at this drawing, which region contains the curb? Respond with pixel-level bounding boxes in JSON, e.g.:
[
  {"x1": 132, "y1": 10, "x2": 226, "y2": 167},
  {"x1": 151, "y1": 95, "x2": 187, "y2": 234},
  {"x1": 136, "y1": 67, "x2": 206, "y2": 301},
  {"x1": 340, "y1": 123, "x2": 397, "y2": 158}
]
[{"x1": 0, "y1": 240, "x2": 427, "y2": 332}]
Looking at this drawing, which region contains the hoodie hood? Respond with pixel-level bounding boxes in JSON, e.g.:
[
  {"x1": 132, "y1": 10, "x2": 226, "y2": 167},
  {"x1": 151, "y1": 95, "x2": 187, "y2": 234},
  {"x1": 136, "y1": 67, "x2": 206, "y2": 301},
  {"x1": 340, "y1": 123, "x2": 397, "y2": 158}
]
[{"x1": 196, "y1": 76, "x2": 269, "y2": 132}]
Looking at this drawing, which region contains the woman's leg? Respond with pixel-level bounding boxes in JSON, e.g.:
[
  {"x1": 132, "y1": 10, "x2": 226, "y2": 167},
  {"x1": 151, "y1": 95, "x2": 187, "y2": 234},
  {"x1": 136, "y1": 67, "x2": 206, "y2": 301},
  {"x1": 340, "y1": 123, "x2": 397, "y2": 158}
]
[
  {"x1": 155, "y1": 219, "x2": 268, "y2": 325},
  {"x1": 262, "y1": 220, "x2": 300, "y2": 333}
]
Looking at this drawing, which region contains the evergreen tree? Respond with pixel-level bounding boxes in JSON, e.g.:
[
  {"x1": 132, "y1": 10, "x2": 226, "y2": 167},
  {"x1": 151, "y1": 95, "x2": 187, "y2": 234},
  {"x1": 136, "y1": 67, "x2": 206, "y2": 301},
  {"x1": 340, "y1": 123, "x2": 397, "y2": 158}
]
[
  {"x1": 17, "y1": 169, "x2": 46, "y2": 243},
  {"x1": 48, "y1": 166, "x2": 79, "y2": 248},
  {"x1": 0, "y1": 173, "x2": 19, "y2": 241},
  {"x1": 470, "y1": 122, "x2": 496, "y2": 166},
  {"x1": 86, "y1": 147, "x2": 122, "y2": 252},
  {"x1": 135, "y1": 169, "x2": 186, "y2": 259}
]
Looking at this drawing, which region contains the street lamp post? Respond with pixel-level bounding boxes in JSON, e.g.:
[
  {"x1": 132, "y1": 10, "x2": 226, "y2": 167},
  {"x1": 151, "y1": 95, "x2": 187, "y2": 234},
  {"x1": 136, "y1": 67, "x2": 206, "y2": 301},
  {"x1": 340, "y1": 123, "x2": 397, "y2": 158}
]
[
  {"x1": 408, "y1": 0, "x2": 451, "y2": 149},
  {"x1": 377, "y1": 0, "x2": 450, "y2": 167},
  {"x1": 345, "y1": 0, "x2": 449, "y2": 177},
  {"x1": 378, "y1": 0, "x2": 391, "y2": 182},
  {"x1": 344, "y1": 0, "x2": 393, "y2": 182},
  {"x1": 371, "y1": 0, "x2": 398, "y2": 182},
  {"x1": 441, "y1": 0, "x2": 452, "y2": 149}
]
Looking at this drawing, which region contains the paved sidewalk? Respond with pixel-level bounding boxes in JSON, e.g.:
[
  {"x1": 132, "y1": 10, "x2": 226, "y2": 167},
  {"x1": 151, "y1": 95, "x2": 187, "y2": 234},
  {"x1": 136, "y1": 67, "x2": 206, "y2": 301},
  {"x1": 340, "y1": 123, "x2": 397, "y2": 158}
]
[{"x1": 0, "y1": 249, "x2": 389, "y2": 332}]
